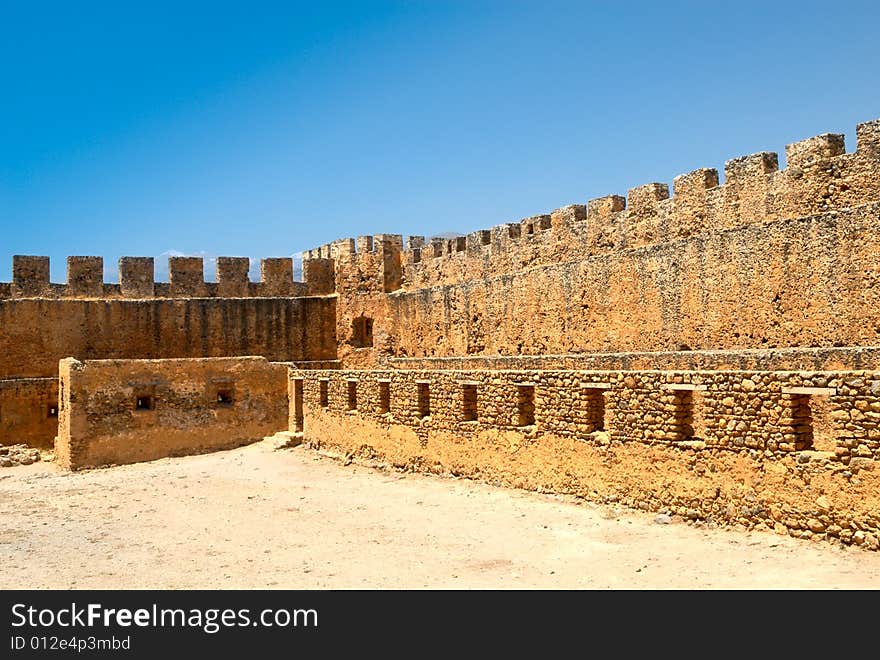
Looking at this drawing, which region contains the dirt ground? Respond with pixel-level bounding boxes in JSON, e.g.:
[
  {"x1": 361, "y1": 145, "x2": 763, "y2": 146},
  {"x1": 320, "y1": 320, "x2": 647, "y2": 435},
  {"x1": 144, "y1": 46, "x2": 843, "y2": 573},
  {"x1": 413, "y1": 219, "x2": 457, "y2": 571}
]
[{"x1": 1, "y1": 440, "x2": 879, "y2": 589}]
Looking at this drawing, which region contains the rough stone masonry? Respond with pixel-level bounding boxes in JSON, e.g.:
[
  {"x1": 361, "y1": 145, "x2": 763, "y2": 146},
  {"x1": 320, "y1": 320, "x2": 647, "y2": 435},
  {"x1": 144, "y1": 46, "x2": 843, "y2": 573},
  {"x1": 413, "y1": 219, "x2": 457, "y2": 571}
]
[
  {"x1": 291, "y1": 117, "x2": 880, "y2": 549},
  {"x1": 3, "y1": 117, "x2": 880, "y2": 549}
]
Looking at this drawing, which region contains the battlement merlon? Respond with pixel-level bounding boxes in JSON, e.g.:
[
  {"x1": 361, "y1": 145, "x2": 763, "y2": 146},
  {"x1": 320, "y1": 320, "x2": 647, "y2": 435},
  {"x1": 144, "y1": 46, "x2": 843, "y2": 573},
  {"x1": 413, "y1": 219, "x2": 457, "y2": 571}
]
[
  {"x1": 405, "y1": 236, "x2": 426, "y2": 264},
  {"x1": 302, "y1": 257, "x2": 335, "y2": 295},
  {"x1": 673, "y1": 168, "x2": 720, "y2": 199},
  {"x1": 723, "y1": 151, "x2": 779, "y2": 185},
  {"x1": 376, "y1": 234, "x2": 403, "y2": 292},
  {"x1": 217, "y1": 257, "x2": 250, "y2": 297},
  {"x1": 330, "y1": 238, "x2": 355, "y2": 261},
  {"x1": 119, "y1": 257, "x2": 155, "y2": 298},
  {"x1": 550, "y1": 205, "x2": 587, "y2": 234},
  {"x1": 260, "y1": 257, "x2": 297, "y2": 296},
  {"x1": 856, "y1": 118, "x2": 880, "y2": 155},
  {"x1": 465, "y1": 229, "x2": 492, "y2": 256},
  {"x1": 627, "y1": 183, "x2": 670, "y2": 219},
  {"x1": 169, "y1": 256, "x2": 206, "y2": 296},
  {"x1": 786, "y1": 133, "x2": 845, "y2": 169},
  {"x1": 12, "y1": 256, "x2": 50, "y2": 297},
  {"x1": 67, "y1": 256, "x2": 104, "y2": 297},
  {"x1": 259, "y1": 257, "x2": 308, "y2": 297}
]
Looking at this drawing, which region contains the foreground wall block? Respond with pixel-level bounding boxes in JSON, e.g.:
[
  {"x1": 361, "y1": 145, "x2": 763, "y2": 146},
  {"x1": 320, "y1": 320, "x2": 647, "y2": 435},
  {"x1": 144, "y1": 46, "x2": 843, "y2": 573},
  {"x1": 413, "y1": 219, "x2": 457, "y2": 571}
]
[{"x1": 57, "y1": 356, "x2": 288, "y2": 470}]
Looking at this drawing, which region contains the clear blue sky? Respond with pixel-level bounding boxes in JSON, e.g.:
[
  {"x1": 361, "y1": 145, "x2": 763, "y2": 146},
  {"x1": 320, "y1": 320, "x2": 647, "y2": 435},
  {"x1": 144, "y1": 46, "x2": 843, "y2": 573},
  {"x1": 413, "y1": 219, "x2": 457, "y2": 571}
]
[{"x1": 1, "y1": 0, "x2": 878, "y2": 282}]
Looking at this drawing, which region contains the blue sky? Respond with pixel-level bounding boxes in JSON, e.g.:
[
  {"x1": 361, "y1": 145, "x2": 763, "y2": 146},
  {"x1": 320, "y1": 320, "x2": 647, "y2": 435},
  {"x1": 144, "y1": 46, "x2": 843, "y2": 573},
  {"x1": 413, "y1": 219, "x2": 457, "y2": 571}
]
[{"x1": 1, "y1": 1, "x2": 878, "y2": 282}]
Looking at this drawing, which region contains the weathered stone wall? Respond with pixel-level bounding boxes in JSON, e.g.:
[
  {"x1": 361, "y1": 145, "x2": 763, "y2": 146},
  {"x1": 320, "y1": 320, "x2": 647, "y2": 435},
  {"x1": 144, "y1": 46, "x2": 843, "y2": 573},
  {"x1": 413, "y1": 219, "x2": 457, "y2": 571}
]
[
  {"x1": 302, "y1": 118, "x2": 880, "y2": 365},
  {"x1": 0, "y1": 254, "x2": 338, "y2": 449},
  {"x1": 301, "y1": 236, "x2": 401, "y2": 367},
  {"x1": 294, "y1": 368, "x2": 880, "y2": 549},
  {"x1": 0, "y1": 378, "x2": 58, "y2": 448},
  {"x1": 0, "y1": 296, "x2": 337, "y2": 379},
  {"x1": 385, "y1": 203, "x2": 880, "y2": 356},
  {"x1": 57, "y1": 356, "x2": 288, "y2": 470}
]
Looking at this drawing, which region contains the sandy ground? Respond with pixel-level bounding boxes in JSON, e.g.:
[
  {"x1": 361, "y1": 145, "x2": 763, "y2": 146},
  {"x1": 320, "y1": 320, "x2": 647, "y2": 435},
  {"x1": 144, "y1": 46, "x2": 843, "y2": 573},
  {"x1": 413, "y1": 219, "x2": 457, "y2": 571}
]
[{"x1": 1, "y1": 440, "x2": 879, "y2": 590}]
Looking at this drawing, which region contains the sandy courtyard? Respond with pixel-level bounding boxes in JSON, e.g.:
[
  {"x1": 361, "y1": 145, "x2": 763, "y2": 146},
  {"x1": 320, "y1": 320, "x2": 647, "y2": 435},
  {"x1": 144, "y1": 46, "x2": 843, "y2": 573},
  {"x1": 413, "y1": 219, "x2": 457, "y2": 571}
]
[{"x1": 1, "y1": 440, "x2": 879, "y2": 590}]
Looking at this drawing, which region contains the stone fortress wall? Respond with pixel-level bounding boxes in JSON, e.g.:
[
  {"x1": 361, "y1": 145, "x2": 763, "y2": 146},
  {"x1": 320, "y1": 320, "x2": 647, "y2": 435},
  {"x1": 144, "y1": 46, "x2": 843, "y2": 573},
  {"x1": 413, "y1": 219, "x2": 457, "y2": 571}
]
[
  {"x1": 308, "y1": 120, "x2": 880, "y2": 292},
  {"x1": 282, "y1": 117, "x2": 880, "y2": 549},
  {"x1": 305, "y1": 118, "x2": 880, "y2": 364},
  {"x1": 57, "y1": 356, "x2": 287, "y2": 470},
  {"x1": 4, "y1": 116, "x2": 880, "y2": 549},
  {"x1": 0, "y1": 255, "x2": 339, "y2": 446},
  {"x1": 294, "y1": 368, "x2": 880, "y2": 459}
]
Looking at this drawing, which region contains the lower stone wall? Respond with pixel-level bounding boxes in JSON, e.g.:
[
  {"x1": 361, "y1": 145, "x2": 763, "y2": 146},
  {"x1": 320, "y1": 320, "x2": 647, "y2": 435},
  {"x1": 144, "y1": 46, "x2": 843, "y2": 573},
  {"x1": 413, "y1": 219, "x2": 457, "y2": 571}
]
[
  {"x1": 0, "y1": 378, "x2": 58, "y2": 449},
  {"x1": 293, "y1": 368, "x2": 880, "y2": 549},
  {"x1": 57, "y1": 356, "x2": 288, "y2": 470}
]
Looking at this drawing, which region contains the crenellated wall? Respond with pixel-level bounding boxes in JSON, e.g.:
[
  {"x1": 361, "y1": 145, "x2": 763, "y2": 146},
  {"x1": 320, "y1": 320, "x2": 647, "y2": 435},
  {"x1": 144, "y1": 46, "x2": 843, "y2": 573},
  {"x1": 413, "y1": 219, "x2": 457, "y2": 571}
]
[
  {"x1": 0, "y1": 255, "x2": 332, "y2": 299},
  {"x1": 300, "y1": 118, "x2": 880, "y2": 365},
  {"x1": 303, "y1": 119, "x2": 880, "y2": 295},
  {"x1": 399, "y1": 119, "x2": 880, "y2": 290},
  {"x1": 0, "y1": 252, "x2": 339, "y2": 448},
  {"x1": 294, "y1": 367, "x2": 880, "y2": 549}
]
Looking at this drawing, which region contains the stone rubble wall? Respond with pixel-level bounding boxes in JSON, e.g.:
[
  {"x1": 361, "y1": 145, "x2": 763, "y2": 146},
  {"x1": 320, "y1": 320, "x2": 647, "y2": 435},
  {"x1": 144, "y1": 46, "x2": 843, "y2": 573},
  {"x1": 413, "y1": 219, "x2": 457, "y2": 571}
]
[{"x1": 293, "y1": 367, "x2": 880, "y2": 549}]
